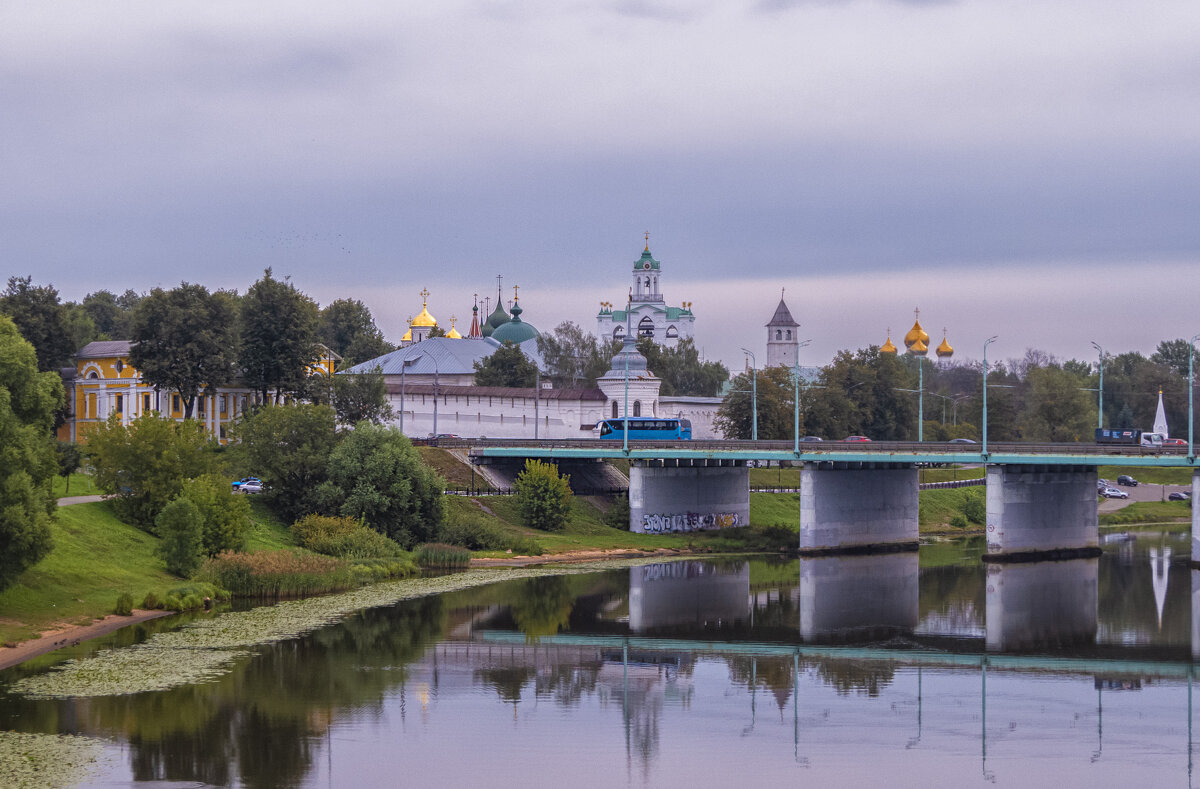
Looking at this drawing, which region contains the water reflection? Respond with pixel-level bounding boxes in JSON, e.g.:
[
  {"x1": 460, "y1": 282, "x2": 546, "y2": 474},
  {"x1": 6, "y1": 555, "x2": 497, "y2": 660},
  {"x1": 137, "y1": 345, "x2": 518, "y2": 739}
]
[
  {"x1": 984, "y1": 559, "x2": 1098, "y2": 652},
  {"x1": 1, "y1": 534, "x2": 1199, "y2": 787}
]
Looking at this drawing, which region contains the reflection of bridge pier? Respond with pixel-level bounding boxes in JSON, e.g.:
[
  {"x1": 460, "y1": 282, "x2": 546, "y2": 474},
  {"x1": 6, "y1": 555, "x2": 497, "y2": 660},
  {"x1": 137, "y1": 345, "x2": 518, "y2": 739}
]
[
  {"x1": 798, "y1": 553, "x2": 919, "y2": 642},
  {"x1": 985, "y1": 558, "x2": 1098, "y2": 651},
  {"x1": 629, "y1": 561, "x2": 750, "y2": 633}
]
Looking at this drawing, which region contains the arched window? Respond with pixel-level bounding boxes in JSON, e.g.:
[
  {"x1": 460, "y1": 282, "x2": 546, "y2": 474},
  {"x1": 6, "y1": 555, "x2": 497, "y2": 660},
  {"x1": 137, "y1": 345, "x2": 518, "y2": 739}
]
[
  {"x1": 645, "y1": 277, "x2": 651, "y2": 290},
  {"x1": 786, "y1": 330, "x2": 792, "y2": 340},
  {"x1": 613, "y1": 326, "x2": 625, "y2": 340},
  {"x1": 612, "y1": 401, "x2": 619, "y2": 418},
  {"x1": 86, "y1": 371, "x2": 98, "y2": 379},
  {"x1": 638, "y1": 316, "x2": 655, "y2": 337},
  {"x1": 775, "y1": 330, "x2": 782, "y2": 340},
  {"x1": 665, "y1": 325, "x2": 679, "y2": 339},
  {"x1": 633, "y1": 400, "x2": 641, "y2": 417}
]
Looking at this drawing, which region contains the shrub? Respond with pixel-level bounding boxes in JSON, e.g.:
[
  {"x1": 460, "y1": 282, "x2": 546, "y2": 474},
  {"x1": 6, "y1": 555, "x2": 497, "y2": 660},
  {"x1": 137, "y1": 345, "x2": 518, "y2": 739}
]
[
  {"x1": 196, "y1": 550, "x2": 354, "y2": 598},
  {"x1": 141, "y1": 592, "x2": 161, "y2": 610},
  {"x1": 604, "y1": 493, "x2": 630, "y2": 530},
  {"x1": 949, "y1": 513, "x2": 969, "y2": 529},
  {"x1": 515, "y1": 459, "x2": 573, "y2": 532},
  {"x1": 156, "y1": 497, "x2": 205, "y2": 577},
  {"x1": 292, "y1": 514, "x2": 403, "y2": 558},
  {"x1": 508, "y1": 537, "x2": 544, "y2": 556},
  {"x1": 961, "y1": 488, "x2": 986, "y2": 524},
  {"x1": 114, "y1": 592, "x2": 134, "y2": 616},
  {"x1": 180, "y1": 474, "x2": 251, "y2": 555},
  {"x1": 414, "y1": 543, "x2": 471, "y2": 569},
  {"x1": 439, "y1": 515, "x2": 511, "y2": 550}
]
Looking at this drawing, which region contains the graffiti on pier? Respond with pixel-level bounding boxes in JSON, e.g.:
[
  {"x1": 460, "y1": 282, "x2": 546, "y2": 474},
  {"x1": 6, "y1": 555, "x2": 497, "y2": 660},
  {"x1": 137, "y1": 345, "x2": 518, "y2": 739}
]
[{"x1": 641, "y1": 511, "x2": 740, "y2": 534}]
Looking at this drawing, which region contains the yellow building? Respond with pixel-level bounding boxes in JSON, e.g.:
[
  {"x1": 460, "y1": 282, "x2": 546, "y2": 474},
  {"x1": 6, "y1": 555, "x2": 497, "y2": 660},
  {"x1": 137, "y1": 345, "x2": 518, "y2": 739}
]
[{"x1": 59, "y1": 340, "x2": 340, "y2": 444}]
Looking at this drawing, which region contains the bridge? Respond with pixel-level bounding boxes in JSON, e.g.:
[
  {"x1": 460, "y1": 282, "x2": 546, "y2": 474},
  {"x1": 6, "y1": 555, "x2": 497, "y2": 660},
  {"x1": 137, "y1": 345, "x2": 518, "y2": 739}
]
[{"x1": 432, "y1": 438, "x2": 1200, "y2": 561}]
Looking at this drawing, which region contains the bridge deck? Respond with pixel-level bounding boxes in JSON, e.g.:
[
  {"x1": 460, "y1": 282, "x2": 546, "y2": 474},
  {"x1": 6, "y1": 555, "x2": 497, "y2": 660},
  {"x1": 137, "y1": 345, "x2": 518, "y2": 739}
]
[{"x1": 435, "y1": 438, "x2": 1199, "y2": 468}]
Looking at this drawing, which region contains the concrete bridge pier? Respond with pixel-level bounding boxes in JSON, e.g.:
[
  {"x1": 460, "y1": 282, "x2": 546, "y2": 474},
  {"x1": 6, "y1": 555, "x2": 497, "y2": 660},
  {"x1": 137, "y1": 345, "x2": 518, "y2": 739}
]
[
  {"x1": 798, "y1": 463, "x2": 919, "y2": 553},
  {"x1": 985, "y1": 465, "x2": 1098, "y2": 559},
  {"x1": 628, "y1": 459, "x2": 750, "y2": 534},
  {"x1": 1191, "y1": 469, "x2": 1200, "y2": 565}
]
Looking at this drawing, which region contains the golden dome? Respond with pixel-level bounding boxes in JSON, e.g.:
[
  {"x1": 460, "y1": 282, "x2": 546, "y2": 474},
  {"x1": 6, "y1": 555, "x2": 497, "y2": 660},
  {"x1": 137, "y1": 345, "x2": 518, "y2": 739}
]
[
  {"x1": 908, "y1": 337, "x2": 928, "y2": 356},
  {"x1": 401, "y1": 327, "x2": 413, "y2": 343},
  {"x1": 903, "y1": 314, "x2": 929, "y2": 349},
  {"x1": 446, "y1": 315, "x2": 463, "y2": 339},
  {"x1": 936, "y1": 330, "x2": 953, "y2": 358},
  {"x1": 881, "y1": 329, "x2": 897, "y2": 354},
  {"x1": 411, "y1": 288, "x2": 437, "y2": 327}
]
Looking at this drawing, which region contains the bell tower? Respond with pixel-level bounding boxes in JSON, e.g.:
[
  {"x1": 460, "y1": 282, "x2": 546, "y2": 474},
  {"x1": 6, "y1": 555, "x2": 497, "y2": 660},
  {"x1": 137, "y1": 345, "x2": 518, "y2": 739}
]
[{"x1": 765, "y1": 291, "x2": 800, "y2": 368}]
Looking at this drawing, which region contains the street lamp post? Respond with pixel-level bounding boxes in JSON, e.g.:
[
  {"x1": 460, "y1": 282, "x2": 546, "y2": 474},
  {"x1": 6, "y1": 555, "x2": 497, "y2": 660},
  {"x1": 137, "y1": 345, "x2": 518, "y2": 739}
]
[
  {"x1": 1090, "y1": 341, "x2": 1104, "y2": 430},
  {"x1": 982, "y1": 336, "x2": 998, "y2": 457},
  {"x1": 741, "y1": 348, "x2": 757, "y2": 441},
  {"x1": 1190, "y1": 333, "x2": 1200, "y2": 461},
  {"x1": 792, "y1": 340, "x2": 813, "y2": 455}
]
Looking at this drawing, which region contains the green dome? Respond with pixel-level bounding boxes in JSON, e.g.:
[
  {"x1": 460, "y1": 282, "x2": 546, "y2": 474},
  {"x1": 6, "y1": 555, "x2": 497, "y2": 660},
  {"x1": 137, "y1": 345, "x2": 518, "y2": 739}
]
[
  {"x1": 632, "y1": 248, "x2": 660, "y2": 272},
  {"x1": 490, "y1": 302, "x2": 539, "y2": 344},
  {"x1": 482, "y1": 302, "x2": 509, "y2": 338}
]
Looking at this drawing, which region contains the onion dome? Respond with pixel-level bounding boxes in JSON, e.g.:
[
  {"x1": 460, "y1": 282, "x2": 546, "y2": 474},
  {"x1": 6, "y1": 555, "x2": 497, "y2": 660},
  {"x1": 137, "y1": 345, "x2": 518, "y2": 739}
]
[
  {"x1": 467, "y1": 303, "x2": 483, "y2": 339},
  {"x1": 401, "y1": 326, "x2": 413, "y2": 343},
  {"x1": 411, "y1": 288, "x2": 437, "y2": 327},
  {"x1": 482, "y1": 300, "x2": 509, "y2": 337},
  {"x1": 446, "y1": 315, "x2": 463, "y2": 339},
  {"x1": 936, "y1": 329, "x2": 953, "y2": 359},
  {"x1": 490, "y1": 300, "x2": 539, "y2": 344},
  {"x1": 903, "y1": 315, "x2": 929, "y2": 350},
  {"x1": 880, "y1": 330, "x2": 897, "y2": 354},
  {"x1": 908, "y1": 337, "x2": 929, "y2": 356}
]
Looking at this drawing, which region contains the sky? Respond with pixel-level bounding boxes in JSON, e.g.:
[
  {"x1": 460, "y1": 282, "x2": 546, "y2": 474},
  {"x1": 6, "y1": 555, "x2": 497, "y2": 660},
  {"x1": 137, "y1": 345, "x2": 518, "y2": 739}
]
[{"x1": 4, "y1": 1, "x2": 1199, "y2": 371}]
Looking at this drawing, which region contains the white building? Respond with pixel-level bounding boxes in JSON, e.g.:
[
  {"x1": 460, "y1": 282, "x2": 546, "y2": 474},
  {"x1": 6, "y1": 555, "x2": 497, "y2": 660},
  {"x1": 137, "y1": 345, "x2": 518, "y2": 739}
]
[
  {"x1": 765, "y1": 295, "x2": 801, "y2": 368},
  {"x1": 596, "y1": 242, "x2": 696, "y2": 347}
]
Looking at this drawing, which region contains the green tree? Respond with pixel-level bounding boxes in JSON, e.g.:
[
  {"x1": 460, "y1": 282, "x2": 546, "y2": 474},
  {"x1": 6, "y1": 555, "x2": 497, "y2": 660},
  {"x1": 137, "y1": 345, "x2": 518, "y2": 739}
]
[
  {"x1": 1152, "y1": 339, "x2": 1193, "y2": 379},
  {"x1": 473, "y1": 341, "x2": 538, "y2": 387},
  {"x1": 314, "y1": 422, "x2": 444, "y2": 546},
  {"x1": 156, "y1": 497, "x2": 205, "y2": 577},
  {"x1": 0, "y1": 315, "x2": 62, "y2": 591},
  {"x1": 331, "y1": 367, "x2": 395, "y2": 427},
  {"x1": 537, "y1": 321, "x2": 609, "y2": 388},
  {"x1": 318, "y1": 298, "x2": 393, "y2": 367},
  {"x1": 130, "y1": 283, "x2": 240, "y2": 418},
  {"x1": 635, "y1": 337, "x2": 729, "y2": 396},
  {"x1": 179, "y1": 474, "x2": 251, "y2": 555},
  {"x1": 230, "y1": 403, "x2": 339, "y2": 523},
  {"x1": 0, "y1": 276, "x2": 75, "y2": 371},
  {"x1": 88, "y1": 414, "x2": 224, "y2": 530},
  {"x1": 54, "y1": 440, "x2": 83, "y2": 494},
  {"x1": 83, "y1": 289, "x2": 142, "y2": 340},
  {"x1": 715, "y1": 366, "x2": 796, "y2": 439},
  {"x1": 61, "y1": 302, "x2": 97, "y2": 353},
  {"x1": 1021, "y1": 364, "x2": 1094, "y2": 441},
  {"x1": 240, "y1": 269, "x2": 320, "y2": 403},
  {"x1": 514, "y1": 459, "x2": 573, "y2": 532}
]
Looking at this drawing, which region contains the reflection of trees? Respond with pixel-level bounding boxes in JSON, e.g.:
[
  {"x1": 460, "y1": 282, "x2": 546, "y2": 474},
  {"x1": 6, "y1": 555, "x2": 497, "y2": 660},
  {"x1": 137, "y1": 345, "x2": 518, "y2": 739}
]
[
  {"x1": 811, "y1": 659, "x2": 895, "y2": 697},
  {"x1": 476, "y1": 666, "x2": 536, "y2": 704},
  {"x1": 535, "y1": 664, "x2": 600, "y2": 707},
  {"x1": 724, "y1": 656, "x2": 795, "y2": 711},
  {"x1": 45, "y1": 596, "x2": 448, "y2": 788},
  {"x1": 509, "y1": 576, "x2": 574, "y2": 640}
]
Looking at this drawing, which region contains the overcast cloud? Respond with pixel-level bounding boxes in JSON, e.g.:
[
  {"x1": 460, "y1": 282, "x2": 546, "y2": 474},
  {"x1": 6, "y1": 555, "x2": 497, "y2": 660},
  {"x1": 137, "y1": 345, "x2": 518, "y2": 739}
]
[{"x1": 4, "y1": 0, "x2": 1199, "y2": 369}]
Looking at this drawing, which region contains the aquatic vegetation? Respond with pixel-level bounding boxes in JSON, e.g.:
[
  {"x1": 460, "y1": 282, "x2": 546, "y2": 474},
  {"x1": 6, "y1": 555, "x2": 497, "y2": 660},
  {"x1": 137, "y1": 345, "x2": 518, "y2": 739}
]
[
  {"x1": 415, "y1": 543, "x2": 471, "y2": 568},
  {"x1": 9, "y1": 558, "x2": 682, "y2": 700},
  {"x1": 0, "y1": 731, "x2": 111, "y2": 788}
]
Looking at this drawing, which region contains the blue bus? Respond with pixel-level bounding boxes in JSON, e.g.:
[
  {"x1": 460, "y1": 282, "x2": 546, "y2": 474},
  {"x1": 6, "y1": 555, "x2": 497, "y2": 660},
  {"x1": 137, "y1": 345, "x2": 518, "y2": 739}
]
[{"x1": 597, "y1": 417, "x2": 692, "y2": 440}]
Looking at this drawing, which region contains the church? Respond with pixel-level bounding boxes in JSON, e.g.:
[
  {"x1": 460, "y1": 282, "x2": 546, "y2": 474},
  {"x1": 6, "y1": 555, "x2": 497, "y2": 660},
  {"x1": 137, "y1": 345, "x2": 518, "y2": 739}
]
[{"x1": 596, "y1": 238, "x2": 696, "y2": 346}]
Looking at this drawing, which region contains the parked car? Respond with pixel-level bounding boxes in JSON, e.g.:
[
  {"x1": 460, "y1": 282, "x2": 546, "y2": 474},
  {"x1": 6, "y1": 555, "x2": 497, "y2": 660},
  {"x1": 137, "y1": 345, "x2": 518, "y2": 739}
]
[
  {"x1": 1163, "y1": 438, "x2": 1187, "y2": 446},
  {"x1": 1169, "y1": 491, "x2": 1191, "y2": 501},
  {"x1": 232, "y1": 476, "x2": 260, "y2": 492},
  {"x1": 1117, "y1": 475, "x2": 1139, "y2": 486},
  {"x1": 947, "y1": 438, "x2": 977, "y2": 444},
  {"x1": 799, "y1": 436, "x2": 823, "y2": 443},
  {"x1": 1101, "y1": 487, "x2": 1129, "y2": 499},
  {"x1": 239, "y1": 480, "x2": 264, "y2": 495},
  {"x1": 842, "y1": 436, "x2": 871, "y2": 442}
]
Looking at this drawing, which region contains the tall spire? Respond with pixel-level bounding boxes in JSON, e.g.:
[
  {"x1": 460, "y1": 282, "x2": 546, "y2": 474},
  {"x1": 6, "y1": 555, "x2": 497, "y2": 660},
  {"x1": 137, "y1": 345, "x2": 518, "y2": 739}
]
[{"x1": 468, "y1": 294, "x2": 482, "y2": 339}]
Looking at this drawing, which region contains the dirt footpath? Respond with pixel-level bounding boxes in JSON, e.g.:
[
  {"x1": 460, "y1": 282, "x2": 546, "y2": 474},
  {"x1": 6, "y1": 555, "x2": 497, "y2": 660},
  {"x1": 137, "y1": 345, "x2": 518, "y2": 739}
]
[{"x1": 0, "y1": 610, "x2": 174, "y2": 671}]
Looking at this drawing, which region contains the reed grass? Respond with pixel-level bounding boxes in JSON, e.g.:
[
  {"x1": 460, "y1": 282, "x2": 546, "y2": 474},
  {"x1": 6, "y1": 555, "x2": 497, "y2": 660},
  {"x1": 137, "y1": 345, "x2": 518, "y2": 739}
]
[{"x1": 414, "y1": 543, "x2": 471, "y2": 569}]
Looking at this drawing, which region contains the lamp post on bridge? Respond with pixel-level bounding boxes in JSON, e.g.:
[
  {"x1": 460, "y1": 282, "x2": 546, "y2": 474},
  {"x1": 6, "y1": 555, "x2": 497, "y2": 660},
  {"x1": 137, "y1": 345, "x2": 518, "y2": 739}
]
[
  {"x1": 792, "y1": 339, "x2": 813, "y2": 455},
  {"x1": 982, "y1": 336, "x2": 998, "y2": 458},
  {"x1": 1189, "y1": 333, "x2": 1200, "y2": 462},
  {"x1": 1090, "y1": 341, "x2": 1105, "y2": 430},
  {"x1": 741, "y1": 348, "x2": 757, "y2": 441}
]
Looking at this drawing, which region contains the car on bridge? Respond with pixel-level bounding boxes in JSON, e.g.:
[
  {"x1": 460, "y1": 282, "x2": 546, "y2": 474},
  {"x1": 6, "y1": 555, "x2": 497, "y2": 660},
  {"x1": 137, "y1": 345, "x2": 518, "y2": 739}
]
[
  {"x1": 799, "y1": 436, "x2": 823, "y2": 443},
  {"x1": 1164, "y1": 438, "x2": 1187, "y2": 446},
  {"x1": 1101, "y1": 486, "x2": 1129, "y2": 499},
  {"x1": 842, "y1": 435, "x2": 871, "y2": 442},
  {"x1": 947, "y1": 438, "x2": 977, "y2": 444}
]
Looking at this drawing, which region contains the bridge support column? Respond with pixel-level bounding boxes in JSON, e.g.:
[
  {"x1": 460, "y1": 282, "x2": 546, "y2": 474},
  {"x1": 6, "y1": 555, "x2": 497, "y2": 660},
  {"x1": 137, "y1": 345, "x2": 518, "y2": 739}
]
[
  {"x1": 985, "y1": 465, "x2": 1097, "y2": 559},
  {"x1": 798, "y1": 464, "x2": 918, "y2": 553},
  {"x1": 1192, "y1": 469, "x2": 1200, "y2": 565},
  {"x1": 628, "y1": 460, "x2": 749, "y2": 534}
]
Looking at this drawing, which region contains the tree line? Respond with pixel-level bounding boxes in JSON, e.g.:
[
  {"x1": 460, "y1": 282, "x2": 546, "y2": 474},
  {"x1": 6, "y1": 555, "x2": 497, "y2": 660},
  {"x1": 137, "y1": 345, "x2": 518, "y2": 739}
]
[{"x1": 716, "y1": 342, "x2": 1197, "y2": 442}]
